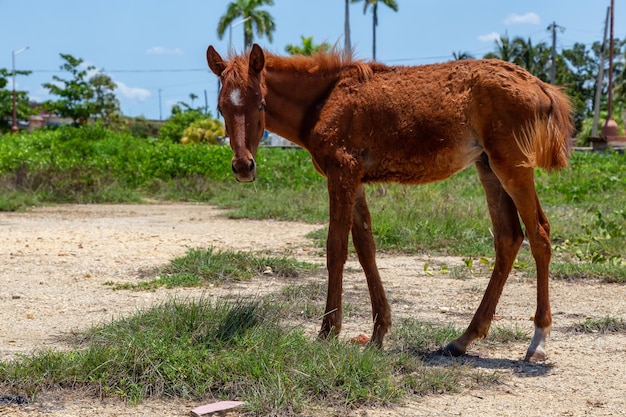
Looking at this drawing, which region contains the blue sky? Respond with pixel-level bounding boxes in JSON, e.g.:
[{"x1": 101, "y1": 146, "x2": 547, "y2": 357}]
[{"x1": 1, "y1": 0, "x2": 622, "y2": 120}]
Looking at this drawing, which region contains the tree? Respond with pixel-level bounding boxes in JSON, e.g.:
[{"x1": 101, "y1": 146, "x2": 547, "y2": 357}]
[
  {"x1": 452, "y1": 51, "x2": 474, "y2": 60},
  {"x1": 217, "y1": 0, "x2": 276, "y2": 50},
  {"x1": 559, "y1": 42, "x2": 606, "y2": 132},
  {"x1": 42, "y1": 54, "x2": 96, "y2": 125},
  {"x1": 512, "y1": 38, "x2": 551, "y2": 81},
  {"x1": 89, "y1": 72, "x2": 121, "y2": 126},
  {"x1": 285, "y1": 36, "x2": 331, "y2": 56},
  {"x1": 42, "y1": 54, "x2": 121, "y2": 126},
  {"x1": 0, "y1": 68, "x2": 34, "y2": 133},
  {"x1": 353, "y1": 0, "x2": 399, "y2": 61},
  {"x1": 483, "y1": 33, "x2": 522, "y2": 62}
]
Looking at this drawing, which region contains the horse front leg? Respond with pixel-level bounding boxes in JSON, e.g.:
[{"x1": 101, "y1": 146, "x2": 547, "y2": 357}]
[
  {"x1": 318, "y1": 175, "x2": 357, "y2": 341},
  {"x1": 351, "y1": 185, "x2": 391, "y2": 348}
]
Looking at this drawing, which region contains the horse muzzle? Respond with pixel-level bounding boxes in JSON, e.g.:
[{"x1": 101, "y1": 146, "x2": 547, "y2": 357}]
[{"x1": 231, "y1": 158, "x2": 256, "y2": 182}]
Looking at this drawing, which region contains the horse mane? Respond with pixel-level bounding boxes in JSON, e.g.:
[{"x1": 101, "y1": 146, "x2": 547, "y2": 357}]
[{"x1": 224, "y1": 47, "x2": 373, "y2": 85}]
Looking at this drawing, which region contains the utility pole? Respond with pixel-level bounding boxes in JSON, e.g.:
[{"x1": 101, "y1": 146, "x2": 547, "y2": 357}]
[
  {"x1": 592, "y1": 7, "x2": 611, "y2": 137},
  {"x1": 11, "y1": 46, "x2": 29, "y2": 133},
  {"x1": 606, "y1": 0, "x2": 615, "y2": 123},
  {"x1": 344, "y1": 0, "x2": 351, "y2": 54},
  {"x1": 158, "y1": 88, "x2": 162, "y2": 120},
  {"x1": 547, "y1": 22, "x2": 560, "y2": 84}
]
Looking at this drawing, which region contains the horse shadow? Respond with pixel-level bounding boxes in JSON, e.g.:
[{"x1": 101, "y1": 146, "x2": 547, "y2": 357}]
[{"x1": 397, "y1": 347, "x2": 553, "y2": 378}]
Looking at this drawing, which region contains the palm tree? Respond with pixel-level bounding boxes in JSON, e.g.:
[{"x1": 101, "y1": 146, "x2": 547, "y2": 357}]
[
  {"x1": 483, "y1": 35, "x2": 551, "y2": 81},
  {"x1": 483, "y1": 33, "x2": 521, "y2": 62},
  {"x1": 217, "y1": 0, "x2": 276, "y2": 50},
  {"x1": 452, "y1": 51, "x2": 474, "y2": 60},
  {"x1": 353, "y1": 0, "x2": 399, "y2": 61},
  {"x1": 512, "y1": 37, "x2": 551, "y2": 81},
  {"x1": 285, "y1": 36, "x2": 331, "y2": 56},
  {"x1": 189, "y1": 93, "x2": 198, "y2": 108}
]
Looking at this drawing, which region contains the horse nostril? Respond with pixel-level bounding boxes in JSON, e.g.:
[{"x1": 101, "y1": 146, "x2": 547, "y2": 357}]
[
  {"x1": 249, "y1": 159, "x2": 256, "y2": 172},
  {"x1": 231, "y1": 162, "x2": 238, "y2": 174}
]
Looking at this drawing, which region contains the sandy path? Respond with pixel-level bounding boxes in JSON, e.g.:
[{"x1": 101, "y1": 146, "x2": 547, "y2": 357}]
[{"x1": 1, "y1": 204, "x2": 625, "y2": 416}]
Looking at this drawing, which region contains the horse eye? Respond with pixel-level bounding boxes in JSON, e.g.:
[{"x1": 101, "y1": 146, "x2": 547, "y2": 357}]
[{"x1": 258, "y1": 101, "x2": 266, "y2": 112}]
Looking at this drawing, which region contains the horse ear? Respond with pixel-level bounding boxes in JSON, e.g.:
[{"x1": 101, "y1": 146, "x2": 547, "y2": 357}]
[
  {"x1": 207, "y1": 45, "x2": 226, "y2": 76},
  {"x1": 249, "y1": 44, "x2": 265, "y2": 74}
]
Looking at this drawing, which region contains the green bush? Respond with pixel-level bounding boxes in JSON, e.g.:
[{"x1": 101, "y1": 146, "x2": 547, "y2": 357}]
[
  {"x1": 158, "y1": 105, "x2": 221, "y2": 143},
  {"x1": 123, "y1": 116, "x2": 163, "y2": 138},
  {"x1": 181, "y1": 118, "x2": 224, "y2": 144}
]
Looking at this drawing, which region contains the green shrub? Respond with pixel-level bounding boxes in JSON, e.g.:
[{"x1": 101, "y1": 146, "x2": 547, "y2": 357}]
[
  {"x1": 158, "y1": 105, "x2": 218, "y2": 143},
  {"x1": 181, "y1": 118, "x2": 224, "y2": 144}
]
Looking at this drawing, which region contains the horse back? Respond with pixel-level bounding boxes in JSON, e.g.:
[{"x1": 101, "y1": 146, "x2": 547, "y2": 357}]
[{"x1": 309, "y1": 59, "x2": 572, "y2": 182}]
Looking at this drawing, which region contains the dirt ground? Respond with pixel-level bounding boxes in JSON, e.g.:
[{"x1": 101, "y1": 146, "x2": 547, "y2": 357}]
[{"x1": 1, "y1": 204, "x2": 625, "y2": 416}]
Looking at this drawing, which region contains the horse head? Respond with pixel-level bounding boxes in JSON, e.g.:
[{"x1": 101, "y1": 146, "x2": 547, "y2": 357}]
[{"x1": 207, "y1": 44, "x2": 266, "y2": 182}]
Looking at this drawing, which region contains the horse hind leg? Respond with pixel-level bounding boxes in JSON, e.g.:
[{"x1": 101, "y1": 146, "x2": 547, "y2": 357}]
[
  {"x1": 351, "y1": 185, "x2": 391, "y2": 347},
  {"x1": 481, "y1": 158, "x2": 553, "y2": 362},
  {"x1": 444, "y1": 157, "x2": 524, "y2": 357},
  {"x1": 522, "y1": 192, "x2": 552, "y2": 362}
]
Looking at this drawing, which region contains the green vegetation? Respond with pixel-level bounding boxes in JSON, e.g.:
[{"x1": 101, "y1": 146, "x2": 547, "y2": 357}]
[
  {"x1": 41, "y1": 54, "x2": 120, "y2": 126},
  {"x1": 0, "y1": 292, "x2": 503, "y2": 414},
  {"x1": 216, "y1": 0, "x2": 276, "y2": 50},
  {"x1": 107, "y1": 247, "x2": 317, "y2": 290},
  {"x1": 181, "y1": 118, "x2": 224, "y2": 145},
  {"x1": 158, "y1": 102, "x2": 221, "y2": 144},
  {"x1": 573, "y1": 316, "x2": 626, "y2": 334},
  {"x1": 1, "y1": 127, "x2": 624, "y2": 281}
]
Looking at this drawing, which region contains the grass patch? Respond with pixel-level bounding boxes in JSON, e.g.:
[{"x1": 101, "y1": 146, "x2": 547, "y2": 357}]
[
  {"x1": 485, "y1": 325, "x2": 531, "y2": 344},
  {"x1": 271, "y1": 281, "x2": 327, "y2": 320},
  {"x1": 550, "y1": 260, "x2": 626, "y2": 283},
  {"x1": 0, "y1": 296, "x2": 500, "y2": 415},
  {"x1": 389, "y1": 318, "x2": 462, "y2": 353},
  {"x1": 107, "y1": 247, "x2": 319, "y2": 290},
  {"x1": 572, "y1": 316, "x2": 626, "y2": 334}
]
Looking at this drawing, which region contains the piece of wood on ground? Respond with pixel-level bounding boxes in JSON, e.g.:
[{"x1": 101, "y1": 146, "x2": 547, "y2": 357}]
[{"x1": 190, "y1": 401, "x2": 245, "y2": 416}]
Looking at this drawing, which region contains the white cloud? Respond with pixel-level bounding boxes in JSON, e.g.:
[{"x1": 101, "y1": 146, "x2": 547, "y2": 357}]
[
  {"x1": 504, "y1": 12, "x2": 541, "y2": 26},
  {"x1": 477, "y1": 32, "x2": 500, "y2": 43},
  {"x1": 145, "y1": 46, "x2": 184, "y2": 55},
  {"x1": 115, "y1": 81, "x2": 151, "y2": 101}
]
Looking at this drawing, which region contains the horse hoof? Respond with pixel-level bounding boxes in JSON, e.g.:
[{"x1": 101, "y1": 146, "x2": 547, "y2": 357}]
[
  {"x1": 366, "y1": 338, "x2": 383, "y2": 350},
  {"x1": 442, "y1": 341, "x2": 466, "y2": 357},
  {"x1": 524, "y1": 347, "x2": 547, "y2": 363},
  {"x1": 317, "y1": 330, "x2": 329, "y2": 341}
]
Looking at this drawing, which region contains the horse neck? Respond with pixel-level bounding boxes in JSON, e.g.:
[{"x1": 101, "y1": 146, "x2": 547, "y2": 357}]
[{"x1": 263, "y1": 67, "x2": 340, "y2": 147}]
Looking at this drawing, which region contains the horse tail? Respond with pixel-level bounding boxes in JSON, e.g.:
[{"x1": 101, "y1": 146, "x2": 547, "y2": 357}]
[{"x1": 515, "y1": 83, "x2": 574, "y2": 172}]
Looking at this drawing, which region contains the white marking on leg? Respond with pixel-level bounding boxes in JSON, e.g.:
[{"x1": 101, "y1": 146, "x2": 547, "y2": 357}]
[
  {"x1": 525, "y1": 325, "x2": 551, "y2": 362},
  {"x1": 229, "y1": 89, "x2": 242, "y2": 107}
]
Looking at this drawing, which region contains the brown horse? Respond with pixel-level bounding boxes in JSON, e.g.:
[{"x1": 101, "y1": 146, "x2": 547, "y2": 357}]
[{"x1": 206, "y1": 44, "x2": 573, "y2": 362}]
